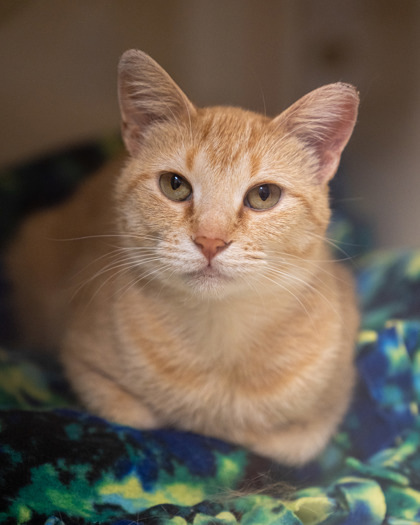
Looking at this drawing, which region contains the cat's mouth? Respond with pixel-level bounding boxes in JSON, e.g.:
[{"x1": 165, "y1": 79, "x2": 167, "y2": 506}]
[
  {"x1": 187, "y1": 266, "x2": 229, "y2": 280},
  {"x1": 184, "y1": 265, "x2": 233, "y2": 293}
]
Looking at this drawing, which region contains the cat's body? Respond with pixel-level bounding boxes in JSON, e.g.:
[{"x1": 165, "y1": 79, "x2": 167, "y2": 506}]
[{"x1": 5, "y1": 50, "x2": 359, "y2": 465}]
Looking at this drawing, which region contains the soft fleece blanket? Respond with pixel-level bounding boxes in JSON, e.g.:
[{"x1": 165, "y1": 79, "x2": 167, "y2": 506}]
[{"x1": 1, "y1": 143, "x2": 420, "y2": 524}]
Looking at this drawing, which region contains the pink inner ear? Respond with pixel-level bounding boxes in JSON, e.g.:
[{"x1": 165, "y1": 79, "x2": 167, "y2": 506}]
[
  {"x1": 314, "y1": 108, "x2": 358, "y2": 183},
  {"x1": 317, "y1": 149, "x2": 341, "y2": 184},
  {"x1": 273, "y1": 83, "x2": 359, "y2": 185},
  {"x1": 304, "y1": 96, "x2": 359, "y2": 184}
]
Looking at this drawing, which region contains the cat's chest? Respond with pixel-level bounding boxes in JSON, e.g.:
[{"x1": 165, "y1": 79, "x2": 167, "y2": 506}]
[
  {"x1": 121, "y1": 325, "x2": 272, "y2": 433},
  {"x1": 120, "y1": 300, "x2": 255, "y2": 379},
  {"x1": 116, "y1": 295, "x2": 317, "y2": 432},
  {"x1": 118, "y1": 287, "x2": 258, "y2": 353}
]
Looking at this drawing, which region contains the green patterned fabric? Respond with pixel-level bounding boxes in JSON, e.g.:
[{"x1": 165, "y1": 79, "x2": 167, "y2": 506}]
[{"x1": 1, "y1": 146, "x2": 420, "y2": 524}]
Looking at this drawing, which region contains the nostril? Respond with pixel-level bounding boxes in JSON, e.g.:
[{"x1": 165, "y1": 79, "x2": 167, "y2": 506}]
[{"x1": 193, "y1": 236, "x2": 230, "y2": 262}]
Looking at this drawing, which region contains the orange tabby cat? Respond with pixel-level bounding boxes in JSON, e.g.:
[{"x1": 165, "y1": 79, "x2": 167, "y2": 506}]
[{"x1": 6, "y1": 50, "x2": 359, "y2": 465}]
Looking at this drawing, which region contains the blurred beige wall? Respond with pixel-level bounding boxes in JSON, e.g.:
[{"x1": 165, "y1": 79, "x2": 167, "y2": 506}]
[{"x1": 0, "y1": 0, "x2": 419, "y2": 248}]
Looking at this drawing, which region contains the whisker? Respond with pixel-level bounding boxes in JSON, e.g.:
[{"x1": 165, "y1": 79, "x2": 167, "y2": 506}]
[
  {"x1": 264, "y1": 252, "x2": 352, "y2": 286},
  {"x1": 78, "y1": 257, "x2": 171, "y2": 307},
  {"x1": 71, "y1": 253, "x2": 163, "y2": 301},
  {"x1": 308, "y1": 232, "x2": 355, "y2": 261},
  {"x1": 264, "y1": 248, "x2": 353, "y2": 265},
  {"x1": 70, "y1": 246, "x2": 157, "y2": 282},
  {"x1": 48, "y1": 232, "x2": 163, "y2": 244},
  {"x1": 115, "y1": 262, "x2": 174, "y2": 298},
  {"x1": 263, "y1": 249, "x2": 354, "y2": 281},
  {"x1": 257, "y1": 273, "x2": 314, "y2": 323},
  {"x1": 263, "y1": 266, "x2": 340, "y2": 319}
]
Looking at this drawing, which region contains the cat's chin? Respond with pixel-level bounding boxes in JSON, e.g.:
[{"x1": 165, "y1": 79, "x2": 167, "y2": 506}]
[{"x1": 183, "y1": 267, "x2": 237, "y2": 299}]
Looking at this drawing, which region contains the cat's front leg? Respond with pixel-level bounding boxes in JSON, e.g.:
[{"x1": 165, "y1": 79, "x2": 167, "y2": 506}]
[{"x1": 63, "y1": 356, "x2": 160, "y2": 430}]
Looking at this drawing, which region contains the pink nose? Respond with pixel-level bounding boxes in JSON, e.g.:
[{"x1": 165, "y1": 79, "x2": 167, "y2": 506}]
[{"x1": 193, "y1": 236, "x2": 229, "y2": 262}]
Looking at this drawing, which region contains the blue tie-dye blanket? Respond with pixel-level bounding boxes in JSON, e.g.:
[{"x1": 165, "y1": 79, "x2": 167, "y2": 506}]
[{"x1": 1, "y1": 143, "x2": 420, "y2": 524}]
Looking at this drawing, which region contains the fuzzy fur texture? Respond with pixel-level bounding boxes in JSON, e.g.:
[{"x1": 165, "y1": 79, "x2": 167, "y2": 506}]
[{"x1": 6, "y1": 50, "x2": 360, "y2": 465}]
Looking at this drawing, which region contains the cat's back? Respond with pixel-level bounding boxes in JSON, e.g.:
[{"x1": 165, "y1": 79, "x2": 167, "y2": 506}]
[{"x1": 5, "y1": 156, "x2": 122, "y2": 348}]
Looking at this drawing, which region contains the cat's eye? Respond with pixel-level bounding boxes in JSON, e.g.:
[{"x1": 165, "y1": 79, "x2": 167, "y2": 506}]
[
  {"x1": 245, "y1": 184, "x2": 282, "y2": 210},
  {"x1": 159, "y1": 172, "x2": 192, "y2": 202}
]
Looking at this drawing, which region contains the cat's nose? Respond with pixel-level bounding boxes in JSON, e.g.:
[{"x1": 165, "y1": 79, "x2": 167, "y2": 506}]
[{"x1": 193, "y1": 236, "x2": 229, "y2": 262}]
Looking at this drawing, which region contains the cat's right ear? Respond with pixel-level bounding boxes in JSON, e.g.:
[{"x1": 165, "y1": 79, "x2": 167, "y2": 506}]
[
  {"x1": 118, "y1": 50, "x2": 196, "y2": 156},
  {"x1": 272, "y1": 83, "x2": 359, "y2": 184}
]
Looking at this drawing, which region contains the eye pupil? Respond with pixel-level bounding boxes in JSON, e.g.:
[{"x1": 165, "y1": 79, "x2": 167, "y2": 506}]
[
  {"x1": 259, "y1": 185, "x2": 270, "y2": 201},
  {"x1": 171, "y1": 175, "x2": 182, "y2": 190},
  {"x1": 159, "y1": 172, "x2": 192, "y2": 202},
  {"x1": 244, "y1": 183, "x2": 281, "y2": 211}
]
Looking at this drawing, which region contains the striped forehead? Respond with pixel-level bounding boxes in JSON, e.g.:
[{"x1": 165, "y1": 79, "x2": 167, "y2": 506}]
[{"x1": 186, "y1": 110, "x2": 267, "y2": 178}]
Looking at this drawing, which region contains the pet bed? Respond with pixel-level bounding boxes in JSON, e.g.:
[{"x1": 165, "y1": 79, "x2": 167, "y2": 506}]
[{"x1": 1, "y1": 141, "x2": 420, "y2": 524}]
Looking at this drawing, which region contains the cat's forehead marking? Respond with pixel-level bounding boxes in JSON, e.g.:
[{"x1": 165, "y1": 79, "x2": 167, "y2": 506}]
[
  {"x1": 194, "y1": 109, "x2": 267, "y2": 178},
  {"x1": 185, "y1": 147, "x2": 196, "y2": 172},
  {"x1": 249, "y1": 152, "x2": 261, "y2": 179}
]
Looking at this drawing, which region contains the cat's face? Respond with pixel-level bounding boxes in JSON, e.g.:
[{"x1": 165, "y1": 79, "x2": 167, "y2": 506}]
[
  {"x1": 115, "y1": 50, "x2": 358, "y2": 299},
  {"x1": 117, "y1": 109, "x2": 329, "y2": 298}
]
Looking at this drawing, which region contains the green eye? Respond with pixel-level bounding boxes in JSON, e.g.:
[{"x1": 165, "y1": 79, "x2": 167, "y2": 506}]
[
  {"x1": 245, "y1": 184, "x2": 282, "y2": 210},
  {"x1": 159, "y1": 172, "x2": 192, "y2": 202}
]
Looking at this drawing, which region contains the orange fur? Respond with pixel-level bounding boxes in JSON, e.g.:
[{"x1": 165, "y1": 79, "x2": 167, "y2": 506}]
[{"x1": 5, "y1": 50, "x2": 359, "y2": 465}]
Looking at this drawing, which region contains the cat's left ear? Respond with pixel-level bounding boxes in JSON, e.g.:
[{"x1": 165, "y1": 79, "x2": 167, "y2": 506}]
[
  {"x1": 118, "y1": 50, "x2": 197, "y2": 156},
  {"x1": 272, "y1": 83, "x2": 359, "y2": 184}
]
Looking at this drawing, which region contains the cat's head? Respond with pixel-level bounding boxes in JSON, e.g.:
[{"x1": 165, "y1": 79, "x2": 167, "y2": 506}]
[{"x1": 115, "y1": 50, "x2": 359, "y2": 299}]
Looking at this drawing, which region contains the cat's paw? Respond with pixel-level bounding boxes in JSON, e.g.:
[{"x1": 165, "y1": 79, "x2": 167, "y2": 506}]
[
  {"x1": 246, "y1": 419, "x2": 335, "y2": 466},
  {"x1": 102, "y1": 393, "x2": 160, "y2": 430},
  {"x1": 65, "y1": 357, "x2": 160, "y2": 430}
]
